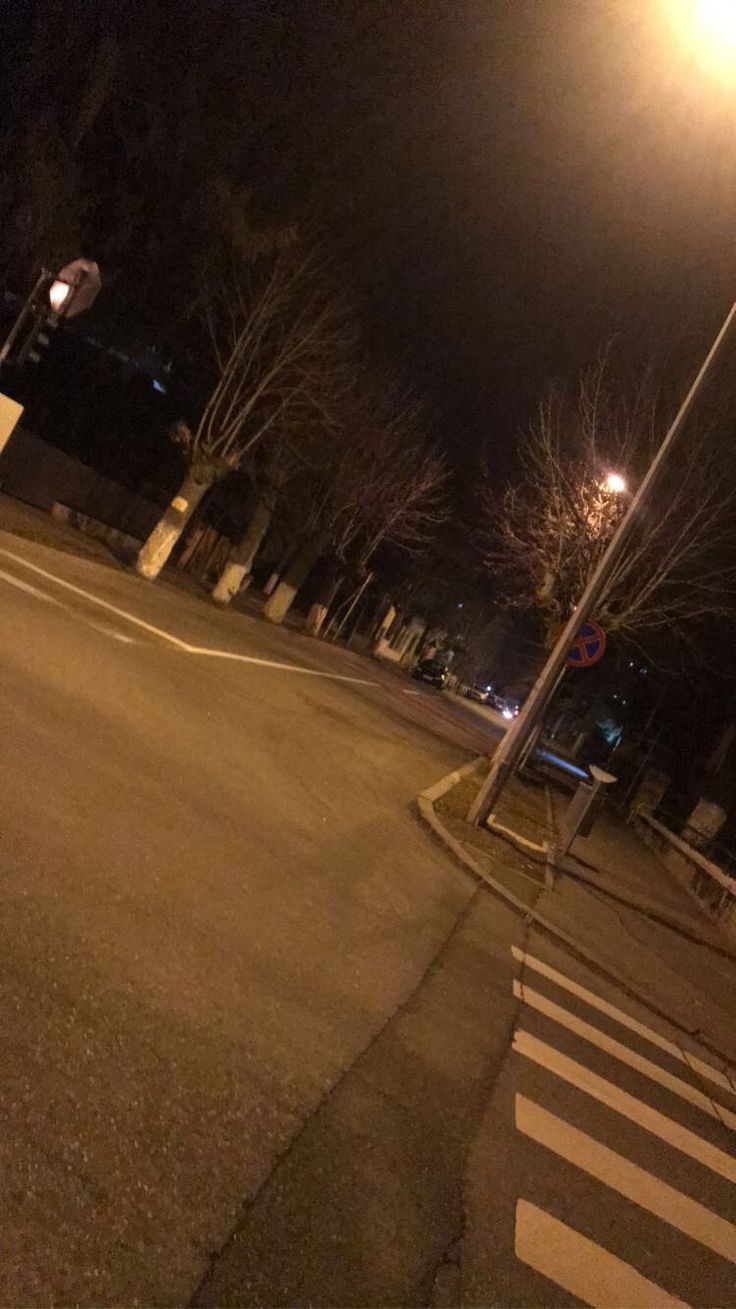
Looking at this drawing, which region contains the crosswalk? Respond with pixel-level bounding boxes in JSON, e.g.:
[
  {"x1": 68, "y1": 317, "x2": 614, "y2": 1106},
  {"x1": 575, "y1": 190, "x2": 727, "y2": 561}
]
[{"x1": 509, "y1": 944, "x2": 736, "y2": 1307}]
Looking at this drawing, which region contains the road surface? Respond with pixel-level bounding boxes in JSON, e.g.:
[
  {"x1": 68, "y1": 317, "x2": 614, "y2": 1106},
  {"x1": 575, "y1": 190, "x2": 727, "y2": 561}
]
[{"x1": 0, "y1": 520, "x2": 733, "y2": 1306}]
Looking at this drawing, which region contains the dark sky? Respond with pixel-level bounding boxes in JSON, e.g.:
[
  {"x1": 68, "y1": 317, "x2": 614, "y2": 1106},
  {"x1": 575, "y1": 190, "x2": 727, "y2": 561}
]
[
  {"x1": 4, "y1": 0, "x2": 736, "y2": 486},
  {"x1": 283, "y1": 0, "x2": 736, "y2": 480}
]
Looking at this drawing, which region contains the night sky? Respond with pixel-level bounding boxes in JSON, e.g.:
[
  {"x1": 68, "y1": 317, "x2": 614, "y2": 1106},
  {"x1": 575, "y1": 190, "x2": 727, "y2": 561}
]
[
  {"x1": 4, "y1": 0, "x2": 736, "y2": 487},
  {"x1": 306, "y1": 0, "x2": 736, "y2": 480}
]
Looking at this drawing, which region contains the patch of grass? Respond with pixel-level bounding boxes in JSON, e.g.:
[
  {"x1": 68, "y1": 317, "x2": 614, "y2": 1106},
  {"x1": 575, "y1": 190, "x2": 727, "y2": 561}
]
[{"x1": 435, "y1": 765, "x2": 548, "y2": 893}]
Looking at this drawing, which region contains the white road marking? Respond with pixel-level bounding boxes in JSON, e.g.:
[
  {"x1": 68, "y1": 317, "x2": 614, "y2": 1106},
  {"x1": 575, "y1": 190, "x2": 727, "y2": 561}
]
[
  {"x1": 182, "y1": 644, "x2": 376, "y2": 684},
  {"x1": 515, "y1": 1199, "x2": 689, "y2": 1308},
  {"x1": 0, "y1": 567, "x2": 137, "y2": 645},
  {"x1": 0, "y1": 548, "x2": 377, "y2": 685},
  {"x1": 511, "y1": 945, "x2": 734, "y2": 1096},
  {"x1": 0, "y1": 550, "x2": 192, "y2": 647},
  {"x1": 0, "y1": 567, "x2": 57, "y2": 601},
  {"x1": 87, "y1": 623, "x2": 136, "y2": 644},
  {"x1": 513, "y1": 979, "x2": 736, "y2": 1131},
  {"x1": 513, "y1": 1028, "x2": 736, "y2": 1183},
  {"x1": 515, "y1": 1094, "x2": 736, "y2": 1262}
]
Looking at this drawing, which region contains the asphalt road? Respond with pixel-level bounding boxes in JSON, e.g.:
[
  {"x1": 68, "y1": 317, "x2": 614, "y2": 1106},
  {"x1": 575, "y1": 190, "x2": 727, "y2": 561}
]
[
  {"x1": 0, "y1": 528, "x2": 503, "y2": 1304},
  {"x1": 1, "y1": 523, "x2": 734, "y2": 1307}
]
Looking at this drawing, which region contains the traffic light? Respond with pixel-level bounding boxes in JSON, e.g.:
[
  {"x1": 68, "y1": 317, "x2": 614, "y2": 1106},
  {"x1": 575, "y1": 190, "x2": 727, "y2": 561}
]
[
  {"x1": 0, "y1": 260, "x2": 100, "y2": 372},
  {"x1": 0, "y1": 271, "x2": 54, "y2": 369},
  {"x1": 15, "y1": 306, "x2": 59, "y2": 366}
]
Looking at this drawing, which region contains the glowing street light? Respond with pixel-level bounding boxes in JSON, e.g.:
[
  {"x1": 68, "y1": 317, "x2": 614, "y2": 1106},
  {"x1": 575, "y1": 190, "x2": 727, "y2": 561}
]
[
  {"x1": 603, "y1": 471, "x2": 626, "y2": 494},
  {"x1": 665, "y1": 0, "x2": 736, "y2": 83},
  {"x1": 692, "y1": 0, "x2": 736, "y2": 52},
  {"x1": 48, "y1": 278, "x2": 73, "y2": 315}
]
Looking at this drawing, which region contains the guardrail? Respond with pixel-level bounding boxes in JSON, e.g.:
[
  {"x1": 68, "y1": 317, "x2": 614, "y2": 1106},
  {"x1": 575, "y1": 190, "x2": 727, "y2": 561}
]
[{"x1": 632, "y1": 810, "x2": 736, "y2": 943}]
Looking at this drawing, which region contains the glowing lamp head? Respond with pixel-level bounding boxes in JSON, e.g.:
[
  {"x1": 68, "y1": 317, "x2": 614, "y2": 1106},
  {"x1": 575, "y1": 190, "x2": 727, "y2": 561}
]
[
  {"x1": 48, "y1": 279, "x2": 73, "y2": 315},
  {"x1": 665, "y1": 0, "x2": 736, "y2": 85},
  {"x1": 695, "y1": 0, "x2": 736, "y2": 52},
  {"x1": 603, "y1": 472, "x2": 626, "y2": 494}
]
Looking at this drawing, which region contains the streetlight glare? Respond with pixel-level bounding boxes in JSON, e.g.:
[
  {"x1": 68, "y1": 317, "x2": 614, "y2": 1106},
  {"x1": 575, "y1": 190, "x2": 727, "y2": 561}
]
[
  {"x1": 48, "y1": 279, "x2": 72, "y2": 315},
  {"x1": 665, "y1": 0, "x2": 736, "y2": 83},
  {"x1": 603, "y1": 472, "x2": 626, "y2": 494},
  {"x1": 697, "y1": 0, "x2": 736, "y2": 47}
]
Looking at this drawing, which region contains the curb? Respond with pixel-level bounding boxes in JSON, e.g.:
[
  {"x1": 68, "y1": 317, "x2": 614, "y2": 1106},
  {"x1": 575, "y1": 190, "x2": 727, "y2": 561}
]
[{"x1": 417, "y1": 760, "x2": 736, "y2": 1072}]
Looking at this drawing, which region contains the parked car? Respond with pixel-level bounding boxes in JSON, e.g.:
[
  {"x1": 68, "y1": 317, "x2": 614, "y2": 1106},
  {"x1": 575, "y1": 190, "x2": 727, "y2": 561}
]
[
  {"x1": 411, "y1": 657, "x2": 449, "y2": 689},
  {"x1": 465, "y1": 684, "x2": 493, "y2": 703}
]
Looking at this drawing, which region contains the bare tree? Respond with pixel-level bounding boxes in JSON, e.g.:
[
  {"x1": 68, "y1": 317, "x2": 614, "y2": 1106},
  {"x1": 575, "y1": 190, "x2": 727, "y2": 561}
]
[
  {"x1": 261, "y1": 375, "x2": 448, "y2": 628},
  {"x1": 480, "y1": 357, "x2": 736, "y2": 655},
  {"x1": 136, "y1": 247, "x2": 348, "y2": 580}
]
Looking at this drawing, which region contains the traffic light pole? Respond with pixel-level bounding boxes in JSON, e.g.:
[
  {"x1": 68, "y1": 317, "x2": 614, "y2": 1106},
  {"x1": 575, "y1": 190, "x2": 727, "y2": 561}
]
[
  {"x1": 467, "y1": 298, "x2": 736, "y2": 827},
  {"x1": 0, "y1": 269, "x2": 50, "y2": 368}
]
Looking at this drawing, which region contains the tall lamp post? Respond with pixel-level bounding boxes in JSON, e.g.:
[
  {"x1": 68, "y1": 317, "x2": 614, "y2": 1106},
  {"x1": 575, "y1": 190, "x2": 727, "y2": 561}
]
[
  {"x1": 468, "y1": 299, "x2": 736, "y2": 825},
  {"x1": 467, "y1": 2, "x2": 736, "y2": 825}
]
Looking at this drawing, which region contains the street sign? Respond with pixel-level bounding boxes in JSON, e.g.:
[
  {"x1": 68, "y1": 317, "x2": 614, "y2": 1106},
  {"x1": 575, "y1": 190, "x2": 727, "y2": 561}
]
[{"x1": 566, "y1": 620, "x2": 606, "y2": 668}]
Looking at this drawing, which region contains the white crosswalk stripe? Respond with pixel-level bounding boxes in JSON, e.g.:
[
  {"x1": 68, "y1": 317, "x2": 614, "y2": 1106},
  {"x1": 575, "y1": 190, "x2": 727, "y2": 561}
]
[
  {"x1": 511, "y1": 944, "x2": 735, "y2": 1095},
  {"x1": 509, "y1": 946, "x2": 736, "y2": 1307},
  {"x1": 513, "y1": 1028, "x2": 736, "y2": 1183},
  {"x1": 512, "y1": 978, "x2": 736, "y2": 1131},
  {"x1": 515, "y1": 1199, "x2": 689, "y2": 1309}
]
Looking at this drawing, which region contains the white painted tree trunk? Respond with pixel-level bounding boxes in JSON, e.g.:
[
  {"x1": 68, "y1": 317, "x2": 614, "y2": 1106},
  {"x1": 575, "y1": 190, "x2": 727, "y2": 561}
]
[
  {"x1": 211, "y1": 497, "x2": 273, "y2": 606},
  {"x1": 305, "y1": 603, "x2": 329, "y2": 636},
  {"x1": 136, "y1": 470, "x2": 212, "y2": 581},
  {"x1": 262, "y1": 546, "x2": 317, "y2": 625}
]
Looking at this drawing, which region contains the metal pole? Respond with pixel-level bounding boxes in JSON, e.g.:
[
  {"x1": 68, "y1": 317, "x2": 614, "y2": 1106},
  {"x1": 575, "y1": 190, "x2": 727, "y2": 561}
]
[
  {"x1": 468, "y1": 299, "x2": 736, "y2": 826},
  {"x1": 0, "y1": 269, "x2": 50, "y2": 367}
]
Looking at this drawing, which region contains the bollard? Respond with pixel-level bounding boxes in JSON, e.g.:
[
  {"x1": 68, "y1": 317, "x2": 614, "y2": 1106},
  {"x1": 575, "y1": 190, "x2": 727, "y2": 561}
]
[{"x1": 559, "y1": 764, "x2": 617, "y2": 856}]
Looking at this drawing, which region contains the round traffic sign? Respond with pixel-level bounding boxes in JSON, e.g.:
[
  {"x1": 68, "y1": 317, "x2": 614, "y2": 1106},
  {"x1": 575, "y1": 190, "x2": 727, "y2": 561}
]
[{"x1": 566, "y1": 620, "x2": 606, "y2": 668}]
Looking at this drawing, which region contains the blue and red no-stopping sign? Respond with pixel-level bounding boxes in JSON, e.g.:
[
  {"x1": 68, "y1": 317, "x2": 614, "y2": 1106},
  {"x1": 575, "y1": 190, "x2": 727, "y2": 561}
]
[{"x1": 566, "y1": 620, "x2": 606, "y2": 668}]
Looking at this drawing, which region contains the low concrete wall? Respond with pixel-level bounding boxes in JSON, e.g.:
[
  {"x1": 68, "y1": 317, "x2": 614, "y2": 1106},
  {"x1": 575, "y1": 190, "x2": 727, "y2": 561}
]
[
  {"x1": 0, "y1": 427, "x2": 161, "y2": 540},
  {"x1": 633, "y1": 811, "x2": 736, "y2": 943},
  {"x1": 51, "y1": 503, "x2": 141, "y2": 558}
]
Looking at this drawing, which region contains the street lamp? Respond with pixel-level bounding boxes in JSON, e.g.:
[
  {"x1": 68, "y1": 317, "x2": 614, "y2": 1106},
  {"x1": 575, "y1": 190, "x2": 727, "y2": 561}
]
[
  {"x1": 48, "y1": 278, "x2": 73, "y2": 316},
  {"x1": 666, "y1": 0, "x2": 736, "y2": 82},
  {"x1": 466, "y1": 3, "x2": 736, "y2": 826},
  {"x1": 602, "y1": 471, "x2": 626, "y2": 495},
  {"x1": 468, "y1": 304, "x2": 736, "y2": 825}
]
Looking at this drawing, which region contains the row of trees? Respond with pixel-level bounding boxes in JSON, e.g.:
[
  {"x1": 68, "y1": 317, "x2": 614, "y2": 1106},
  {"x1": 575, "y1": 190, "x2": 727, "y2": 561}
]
[
  {"x1": 134, "y1": 246, "x2": 448, "y2": 630},
  {"x1": 146, "y1": 327, "x2": 736, "y2": 670}
]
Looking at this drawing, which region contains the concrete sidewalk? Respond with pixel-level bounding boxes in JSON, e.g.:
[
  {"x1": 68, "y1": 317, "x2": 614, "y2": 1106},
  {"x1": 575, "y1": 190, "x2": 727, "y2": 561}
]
[{"x1": 427, "y1": 762, "x2": 736, "y2": 1065}]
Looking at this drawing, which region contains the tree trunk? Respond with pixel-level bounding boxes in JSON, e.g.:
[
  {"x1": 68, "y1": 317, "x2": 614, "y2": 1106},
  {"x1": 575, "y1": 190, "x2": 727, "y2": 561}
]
[
  {"x1": 263, "y1": 546, "x2": 295, "y2": 596},
  {"x1": 211, "y1": 497, "x2": 273, "y2": 606},
  {"x1": 262, "y1": 545, "x2": 317, "y2": 625},
  {"x1": 304, "y1": 567, "x2": 342, "y2": 637},
  {"x1": 136, "y1": 469, "x2": 213, "y2": 581},
  {"x1": 327, "y1": 571, "x2": 374, "y2": 643}
]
